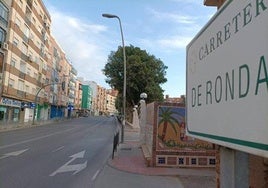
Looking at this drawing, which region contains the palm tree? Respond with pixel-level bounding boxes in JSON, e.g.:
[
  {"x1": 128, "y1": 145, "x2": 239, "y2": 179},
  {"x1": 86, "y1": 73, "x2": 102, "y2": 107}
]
[{"x1": 158, "y1": 107, "x2": 183, "y2": 142}]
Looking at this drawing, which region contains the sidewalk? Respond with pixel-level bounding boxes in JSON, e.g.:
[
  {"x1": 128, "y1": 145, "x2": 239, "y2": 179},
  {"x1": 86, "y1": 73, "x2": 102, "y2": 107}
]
[{"x1": 108, "y1": 125, "x2": 216, "y2": 177}]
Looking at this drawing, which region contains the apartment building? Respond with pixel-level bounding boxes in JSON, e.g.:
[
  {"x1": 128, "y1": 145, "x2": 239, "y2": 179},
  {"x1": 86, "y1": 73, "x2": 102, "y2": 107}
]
[
  {"x1": 47, "y1": 36, "x2": 71, "y2": 119},
  {"x1": 73, "y1": 78, "x2": 82, "y2": 116},
  {"x1": 96, "y1": 85, "x2": 106, "y2": 115},
  {"x1": 86, "y1": 80, "x2": 97, "y2": 115},
  {"x1": 80, "y1": 84, "x2": 92, "y2": 116},
  {"x1": 0, "y1": 0, "x2": 79, "y2": 124},
  {"x1": 0, "y1": 0, "x2": 117, "y2": 125},
  {"x1": 106, "y1": 89, "x2": 118, "y2": 116},
  {"x1": 0, "y1": 0, "x2": 11, "y2": 123},
  {"x1": 0, "y1": 0, "x2": 52, "y2": 124}
]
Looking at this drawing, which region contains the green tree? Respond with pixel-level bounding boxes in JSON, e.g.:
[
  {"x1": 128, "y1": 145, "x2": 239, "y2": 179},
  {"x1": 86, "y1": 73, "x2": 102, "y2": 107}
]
[{"x1": 103, "y1": 45, "x2": 168, "y2": 115}]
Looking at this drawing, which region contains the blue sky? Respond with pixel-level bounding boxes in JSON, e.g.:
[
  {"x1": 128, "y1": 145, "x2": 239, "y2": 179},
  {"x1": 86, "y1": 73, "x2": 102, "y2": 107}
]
[{"x1": 42, "y1": 0, "x2": 216, "y2": 97}]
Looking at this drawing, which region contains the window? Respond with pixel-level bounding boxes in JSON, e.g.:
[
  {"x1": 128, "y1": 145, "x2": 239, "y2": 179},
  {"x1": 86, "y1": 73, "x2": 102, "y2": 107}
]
[
  {"x1": 209, "y1": 158, "x2": 216, "y2": 165},
  {"x1": 8, "y1": 78, "x2": 14, "y2": 88},
  {"x1": 18, "y1": 0, "x2": 23, "y2": 8},
  {"x1": 42, "y1": 62, "x2": 47, "y2": 70},
  {"x1": 24, "y1": 24, "x2": 30, "y2": 38},
  {"x1": 34, "y1": 1, "x2": 37, "y2": 7},
  {"x1": 11, "y1": 58, "x2": 16, "y2": 67},
  {"x1": 158, "y1": 157, "x2": 166, "y2": 164},
  {"x1": 21, "y1": 42, "x2": 28, "y2": 55},
  {"x1": 13, "y1": 37, "x2": 19, "y2": 46},
  {"x1": 29, "y1": 33, "x2": 34, "y2": 41},
  {"x1": 34, "y1": 73, "x2": 37, "y2": 79},
  {"x1": 178, "y1": 158, "x2": 184, "y2": 165},
  {"x1": 0, "y1": 27, "x2": 5, "y2": 44},
  {"x1": 198, "y1": 158, "x2": 208, "y2": 166},
  {"x1": 27, "y1": 68, "x2": 31, "y2": 76},
  {"x1": 18, "y1": 80, "x2": 24, "y2": 91},
  {"x1": 15, "y1": 17, "x2": 21, "y2": 27},
  {"x1": 13, "y1": 108, "x2": 19, "y2": 122},
  {"x1": 20, "y1": 61, "x2": 26, "y2": 73},
  {"x1": 32, "y1": 17, "x2": 36, "y2": 24},
  {"x1": 191, "y1": 158, "x2": 197, "y2": 165},
  {"x1": 0, "y1": 1, "x2": 8, "y2": 27},
  {"x1": 25, "y1": 85, "x2": 29, "y2": 93}
]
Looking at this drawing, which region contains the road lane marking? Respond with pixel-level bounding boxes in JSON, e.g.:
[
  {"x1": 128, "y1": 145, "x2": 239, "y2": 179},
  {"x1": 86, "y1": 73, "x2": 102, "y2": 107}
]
[
  {"x1": 52, "y1": 146, "x2": 65, "y2": 153},
  {"x1": 50, "y1": 150, "x2": 87, "y2": 176},
  {"x1": 0, "y1": 128, "x2": 76, "y2": 150},
  {"x1": 91, "y1": 169, "x2": 100, "y2": 181},
  {"x1": 0, "y1": 149, "x2": 29, "y2": 160}
]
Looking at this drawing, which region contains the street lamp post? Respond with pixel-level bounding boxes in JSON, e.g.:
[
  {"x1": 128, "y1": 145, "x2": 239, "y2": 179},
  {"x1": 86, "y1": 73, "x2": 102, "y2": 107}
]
[{"x1": 102, "y1": 13, "x2": 126, "y2": 143}]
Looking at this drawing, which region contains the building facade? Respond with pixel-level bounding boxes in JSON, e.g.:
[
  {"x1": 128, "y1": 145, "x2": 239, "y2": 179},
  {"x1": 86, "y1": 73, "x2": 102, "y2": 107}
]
[
  {"x1": 106, "y1": 89, "x2": 118, "y2": 116},
  {"x1": 0, "y1": 0, "x2": 11, "y2": 124},
  {"x1": 0, "y1": 0, "x2": 116, "y2": 126},
  {"x1": 80, "y1": 84, "x2": 92, "y2": 116},
  {"x1": 0, "y1": 0, "x2": 52, "y2": 124}
]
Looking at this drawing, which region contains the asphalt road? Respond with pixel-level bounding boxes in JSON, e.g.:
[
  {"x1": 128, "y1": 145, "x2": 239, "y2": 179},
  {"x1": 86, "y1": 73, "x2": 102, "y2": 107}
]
[{"x1": 0, "y1": 116, "x2": 118, "y2": 188}]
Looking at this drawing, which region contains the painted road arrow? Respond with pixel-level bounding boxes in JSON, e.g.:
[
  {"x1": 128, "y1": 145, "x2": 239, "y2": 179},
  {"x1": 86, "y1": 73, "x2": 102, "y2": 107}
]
[
  {"x1": 0, "y1": 149, "x2": 29, "y2": 160},
  {"x1": 50, "y1": 150, "x2": 87, "y2": 176}
]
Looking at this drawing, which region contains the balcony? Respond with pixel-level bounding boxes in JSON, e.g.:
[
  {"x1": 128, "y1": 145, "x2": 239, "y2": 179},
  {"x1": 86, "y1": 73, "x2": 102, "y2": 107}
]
[
  {"x1": 19, "y1": 72, "x2": 26, "y2": 79},
  {"x1": 17, "y1": 90, "x2": 26, "y2": 98},
  {"x1": 21, "y1": 52, "x2": 28, "y2": 62},
  {"x1": 22, "y1": 34, "x2": 29, "y2": 44},
  {"x1": 27, "y1": 0, "x2": 33, "y2": 9},
  {"x1": 25, "y1": 16, "x2": 31, "y2": 27},
  {"x1": 69, "y1": 93, "x2": 75, "y2": 99},
  {"x1": 71, "y1": 67, "x2": 77, "y2": 75}
]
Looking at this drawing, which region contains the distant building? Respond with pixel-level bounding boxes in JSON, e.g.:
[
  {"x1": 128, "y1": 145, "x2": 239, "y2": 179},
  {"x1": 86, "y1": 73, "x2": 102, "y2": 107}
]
[
  {"x1": 106, "y1": 89, "x2": 118, "y2": 116},
  {"x1": 164, "y1": 95, "x2": 185, "y2": 104},
  {"x1": 81, "y1": 84, "x2": 92, "y2": 115}
]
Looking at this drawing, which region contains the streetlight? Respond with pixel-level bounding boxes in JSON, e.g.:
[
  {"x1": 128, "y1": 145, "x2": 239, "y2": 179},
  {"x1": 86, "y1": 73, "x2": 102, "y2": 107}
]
[
  {"x1": 102, "y1": 13, "x2": 126, "y2": 143},
  {"x1": 139, "y1": 92, "x2": 147, "y2": 144}
]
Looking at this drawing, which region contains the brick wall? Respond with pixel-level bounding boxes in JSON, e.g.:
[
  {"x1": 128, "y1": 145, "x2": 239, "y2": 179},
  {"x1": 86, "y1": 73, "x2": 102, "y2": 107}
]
[
  {"x1": 249, "y1": 155, "x2": 268, "y2": 188},
  {"x1": 146, "y1": 102, "x2": 216, "y2": 168}
]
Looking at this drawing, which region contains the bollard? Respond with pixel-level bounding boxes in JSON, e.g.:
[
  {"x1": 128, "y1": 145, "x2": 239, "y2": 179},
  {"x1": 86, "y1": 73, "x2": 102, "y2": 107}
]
[{"x1": 112, "y1": 131, "x2": 119, "y2": 159}]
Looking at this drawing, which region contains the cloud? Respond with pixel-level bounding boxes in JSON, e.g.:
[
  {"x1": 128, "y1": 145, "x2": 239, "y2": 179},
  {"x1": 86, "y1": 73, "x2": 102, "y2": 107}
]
[
  {"x1": 148, "y1": 8, "x2": 197, "y2": 24},
  {"x1": 158, "y1": 36, "x2": 193, "y2": 49},
  {"x1": 169, "y1": 0, "x2": 201, "y2": 4},
  {"x1": 48, "y1": 8, "x2": 110, "y2": 87}
]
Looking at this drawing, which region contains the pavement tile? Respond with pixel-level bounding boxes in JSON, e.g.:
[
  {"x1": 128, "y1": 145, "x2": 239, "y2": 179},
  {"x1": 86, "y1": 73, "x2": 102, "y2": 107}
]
[{"x1": 108, "y1": 130, "x2": 216, "y2": 177}]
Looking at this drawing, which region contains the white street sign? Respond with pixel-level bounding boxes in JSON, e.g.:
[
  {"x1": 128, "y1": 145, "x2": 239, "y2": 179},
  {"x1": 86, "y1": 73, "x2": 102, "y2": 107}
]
[
  {"x1": 186, "y1": 0, "x2": 268, "y2": 157},
  {"x1": 0, "y1": 149, "x2": 29, "y2": 160},
  {"x1": 50, "y1": 150, "x2": 87, "y2": 176}
]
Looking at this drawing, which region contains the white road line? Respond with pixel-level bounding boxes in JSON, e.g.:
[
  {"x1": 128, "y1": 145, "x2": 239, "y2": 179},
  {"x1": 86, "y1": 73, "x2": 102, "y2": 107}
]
[
  {"x1": 52, "y1": 146, "x2": 64, "y2": 153},
  {"x1": 0, "y1": 127, "x2": 76, "y2": 150},
  {"x1": 91, "y1": 169, "x2": 100, "y2": 181},
  {"x1": 50, "y1": 150, "x2": 87, "y2": 176}
]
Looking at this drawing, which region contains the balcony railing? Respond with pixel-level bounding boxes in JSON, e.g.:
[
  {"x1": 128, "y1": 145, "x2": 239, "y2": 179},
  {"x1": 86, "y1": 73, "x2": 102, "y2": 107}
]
[
  {"x1": 19, "y1": 72, "x2": 26, "y2": 79},
  {"x1": 17, "y1": 90, "x2": 26, "y2": 98}
]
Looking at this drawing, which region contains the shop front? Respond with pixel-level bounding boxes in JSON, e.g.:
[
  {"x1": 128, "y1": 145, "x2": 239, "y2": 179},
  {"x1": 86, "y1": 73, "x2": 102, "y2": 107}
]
[{"x1": 0, "y1": 97, "x2": 21, "y2": 125}]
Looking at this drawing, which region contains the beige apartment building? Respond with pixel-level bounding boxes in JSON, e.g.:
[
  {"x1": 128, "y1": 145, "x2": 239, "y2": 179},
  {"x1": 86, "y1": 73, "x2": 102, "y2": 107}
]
[
  {"x1": 0, "y1": 0, "x2": 119, "y2": 125},
  {"x1": 74, "y1": 78, "x2": 82, "y2": 116},
  {"x1": 0, "y1": 0, "x2": 79, "y2": 125},
  {"x1": 106, "y1": 89, "x2": 118, "y2": 116},
  {"x1": 96, "y1": 85, "x2": 106, "y2": 115},
  {"x1": 0, "y1": 0, "x2": 11, "y2": 123},
  {"x1": 0, "y1": 0, "x2": 52, "y2": 124}
]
